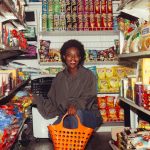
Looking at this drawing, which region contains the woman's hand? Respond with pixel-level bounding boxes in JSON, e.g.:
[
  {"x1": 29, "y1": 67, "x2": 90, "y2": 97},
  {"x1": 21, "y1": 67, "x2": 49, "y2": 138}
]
[{"x1": 67, "y1": 104, "x2": 77, "y2": 115}]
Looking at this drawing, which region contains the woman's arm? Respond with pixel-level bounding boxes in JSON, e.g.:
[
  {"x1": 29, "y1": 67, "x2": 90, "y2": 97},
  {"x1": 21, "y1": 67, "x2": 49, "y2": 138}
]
[{"x1": 32, "y1": 80, "x2": 59, "y2": 119}]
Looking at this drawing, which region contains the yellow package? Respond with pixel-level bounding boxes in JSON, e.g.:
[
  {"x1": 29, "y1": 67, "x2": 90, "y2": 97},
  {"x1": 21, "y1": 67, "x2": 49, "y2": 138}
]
[
  {"x1": 98, "y1": 79, "x2": 109, "y2": 92},
  {"x1": 137, "y1": 58, "x2": 150, "y2": 84},
  {"x1": 0, "y1": 69, "x2": 18, "y2": 87},
  {"x1": 124, "y1": 67, "x2": 136, "y2": 77},
  {"x1": 109, "y1": 77, "x2": 119, "y2": 91},
  {"x1": 138, "y1": 23, "x2": 150, "y2": 51},
  {"x1": 97, "y1": 68, "x2": 106, "y2": 79},
  {"x1": 105, "y1": 68, "x2": 114, "y2": 78},
  {"x1": 113, "y1": 67, "x2": 125, "y2": 79}
]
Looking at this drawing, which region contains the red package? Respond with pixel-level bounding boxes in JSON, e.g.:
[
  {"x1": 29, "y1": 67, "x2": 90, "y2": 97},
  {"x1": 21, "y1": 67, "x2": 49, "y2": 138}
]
[
  {"x1": 78, "y1": 0, "x2": 84, "y2": 12},
  {"x1": 106, "y1": 96, "x2": 115, "y2": 108},
  {"x1": 101, "y1": 0, "x2": 107, "y2": 13},
  {"x1": 84, "y1": 0, "x2": 89, "y2": 12},
  {"x1": 89, "y1": 12, "x2": 95, "y2": 31},
  {"x1": 89, "y1": 0, "x2": 94, "y2": 12},
  {"x1": 78, "y1": 13, "x2": 84, "y2": 30},
  {"x1": 107, "y1": 13, "x2": 113, "y2": 30},
  {"x1": 95, "y1": 0, "x2": 101, "y2": 14},
  {"x1": 101, "y1": 13, "x2": 107, "y2": 30},
  {"x1": 95, "y1": 14, "x2": 101, "y2": 30},
  {"x1": 83, "y1": 13, "x2": 90, "y2": 31},
  {"x1": 107, "y1": 0, "x2": 113, "y2": 13},
  {"x1": 97, "y1": 96, "x2": 106, "y2": 109}
]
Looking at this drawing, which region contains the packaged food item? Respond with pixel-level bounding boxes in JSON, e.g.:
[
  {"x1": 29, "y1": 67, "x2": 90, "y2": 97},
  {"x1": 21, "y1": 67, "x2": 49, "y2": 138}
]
[
  {"x1": 88, "y1": 50, "x2": 97, "y2": 61},
  {"x1": 89, "y1": 13, "x2": 95, "y2": 31},
  {"x1": 118, "y1": 108, "x2": 124, "y2": 120},
  {"x1": 77, "y1": 0, "x2": 84, "y2": 12},
  {"x1": 59, "y1": 14, "x2": 66, "y2": 31},
  {"x1": 47, "y1": 13, "x2": 53, "y2": 31},
  {"x1": 114, "y1": 67, "x2": 125, "y2": 79},
  {"x1": 130, "y1": 31, "x2": 141, "y2": 53},
  {"x1": 89, "y1": 0, "x2": 94, "y2": 12},
  {"x1": 97, "y1": 97, "x2": 106, "y2": 109},
  {"x1": 53, "y1": 0, "x2": 61, "y2": 14},
  {"x1": 94, "y1": 0, "x2": 100, "y2": 14},
  {"x1": 60, "y1": 0, "x2": 66, "y2": 13},
  {"x1": 53, "y1": 14, "x2": 60, "y2": 31},
  {"x1": 108, "y1": 108, "x2": 118, "y2": 120},
  {"x1": 109, "y1": 77, "x2": 119, "y2": 92},
  {"x1": 107, "y1": 46, "x2": 116, "y2": 60},
  {"x1": 107, "y1": 13, "x2": 113, "y2": 30},
  {"x1": 107, "y1": 0, "x2": 113, "y2": 13},
  {"x1": 42, "y1": 14, "x2": 47, "y2": 31},
  {"x1": 42, "y1": 0, "x2": 48, "y2": 14},
  {"x1": 65, "y1": 0, "x2": 71, "y2": 13},
  {"x1": 78, "y1": 12, "x2": 84, "y2": 31},
  {"x1": 83, "y1": 13, "x2": 89, "y2": 31},
  {"x1": 95, "y1": 14, "x2": 101, "y2": 30},
  {"x1": 101, "y1": 0, "x2": 107, "y2": 13},
  {"x1": 134, "y1": 82, "x2": 143, "y2": 106},
  {"x1": 72, "y1": 12, "x2": 77, "y2": 31},
  {"x1": 137, "y1": 58, "x2": 150, "y2": 84},
  {"x1": 105, "y1": 68, "x2": 114, "y2": 78},
  {"x1": 101, "y1": 13, "x2": 107, "y2": 30},
  {"x1": 84, "y1": 0, "x2": 89, "y2": 12},
  {"x1": 138, "y1": 23, "x2": 150, "y2": 51},
  {"x1": 66, "y1": 12, "x2": 72, "y2": 30},
  {"x1": 97, "y1": 68, "x2": 106, "y2": 79},
  {"x1": 100, "y1": 109, "x2": 107, "y2": 122},
  {"x1": 48, "y1": 0, "x2": 53, "y2": 13},
  {"x1": 106, "y1": 96, "x2": 115, "y2": 108},
  {"x1": 71, "y1": 0, "x2": 77, "y2": 13},
  {"x1": 126, "y1": 75, "x2": 136, "y2": 101},
  {"x1": 98, "y1": 79, "x2": 109, "y2": 92}
]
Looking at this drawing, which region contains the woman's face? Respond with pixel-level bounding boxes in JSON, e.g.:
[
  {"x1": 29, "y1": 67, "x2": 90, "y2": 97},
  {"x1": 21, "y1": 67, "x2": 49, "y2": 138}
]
[{"x1": 64, "y1": 47, "x2": 81, "y2": 69}]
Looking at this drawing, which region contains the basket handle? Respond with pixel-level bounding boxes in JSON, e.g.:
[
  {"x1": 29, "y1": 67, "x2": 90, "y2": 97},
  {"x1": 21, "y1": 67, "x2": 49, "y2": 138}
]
[{"x1": 60, "y1": 113, "x2": 82, "y2": 128}]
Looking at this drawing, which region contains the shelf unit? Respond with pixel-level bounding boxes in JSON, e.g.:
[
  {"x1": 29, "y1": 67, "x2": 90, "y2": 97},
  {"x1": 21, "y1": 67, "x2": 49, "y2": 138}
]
[
  {"x1": 1, "y1": 0, "x2": 25, "y2": 26},
  {"x1": 119, "y1": 97, "x2": 150, "y2": 116},
  {"x1": 0, "y1": 78, "x2": 30, "y2": 104},
  {"x1": 7, "y1": 118, "x2": 27, "y2": 150},
  {"x1": 39, "y1": 30, "x2": 120, "y2": 37},
  {"x1": 39, "y1": 61, "x2": 119, "y2": 66},
  {"x1": 109, "y1": 140, "x2": 119, "y2": 150},
  {"x1": 118, "y1": 51, "x2": 150, "y2": 59}
]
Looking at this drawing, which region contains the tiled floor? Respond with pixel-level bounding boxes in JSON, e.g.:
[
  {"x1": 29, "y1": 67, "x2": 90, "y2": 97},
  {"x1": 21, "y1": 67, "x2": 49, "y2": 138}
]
[{"x1": 17, "y1": 132, "x2": 112, "y2": 150}]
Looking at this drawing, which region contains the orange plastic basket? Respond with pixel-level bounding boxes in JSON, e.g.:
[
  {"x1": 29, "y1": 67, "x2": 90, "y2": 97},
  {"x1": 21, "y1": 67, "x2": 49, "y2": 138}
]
[{"x1": 48, "y1": 113, "x2": 94, "y2": 150}]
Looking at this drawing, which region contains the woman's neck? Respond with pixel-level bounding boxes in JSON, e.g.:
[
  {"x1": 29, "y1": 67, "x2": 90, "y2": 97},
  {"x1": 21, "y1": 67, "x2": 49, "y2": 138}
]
[{"x1": 68, "y1": 66, "x2": 79, "y2": 75}]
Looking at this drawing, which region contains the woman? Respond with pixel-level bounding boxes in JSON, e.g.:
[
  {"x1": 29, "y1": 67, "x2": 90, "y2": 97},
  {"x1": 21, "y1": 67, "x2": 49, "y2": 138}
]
[{"x1": 33, "y1": 39, "x2": 102, "y2": 129}]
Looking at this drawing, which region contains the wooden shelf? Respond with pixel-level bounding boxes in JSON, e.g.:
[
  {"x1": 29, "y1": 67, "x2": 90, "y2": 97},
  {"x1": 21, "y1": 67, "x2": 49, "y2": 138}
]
[
  {"x1": 118, "y1": 51, "x2": 150, "y2": 59},
  {"x1": 119, "y1": 97, "x2": 150, "y2": 116},
  {"x1": 39, "y1": 30, "x2": 120, "y2": 36},
  {"x1": 0, "y1": 79, "x2": 30, "y2": 104}
]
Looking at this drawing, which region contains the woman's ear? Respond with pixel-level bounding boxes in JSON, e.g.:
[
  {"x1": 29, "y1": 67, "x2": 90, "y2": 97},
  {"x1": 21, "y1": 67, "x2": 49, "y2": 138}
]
[{"x1": 63, "y1": 55, "x2": 65, "y2": 60}]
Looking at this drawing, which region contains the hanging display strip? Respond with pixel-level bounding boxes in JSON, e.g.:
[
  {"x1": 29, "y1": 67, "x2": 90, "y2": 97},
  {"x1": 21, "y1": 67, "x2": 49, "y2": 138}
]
[{"x1": 41, "y1": 0, "x2": 117, "y2": 32}]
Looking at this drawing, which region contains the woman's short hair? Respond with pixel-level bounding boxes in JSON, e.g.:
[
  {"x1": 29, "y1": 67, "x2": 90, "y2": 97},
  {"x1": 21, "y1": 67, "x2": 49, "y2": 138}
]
[{"x1": 60, "y1": 39, "x2": 86, "y2": 65}]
